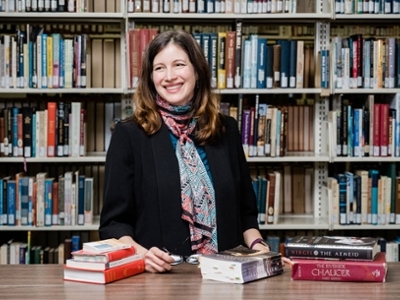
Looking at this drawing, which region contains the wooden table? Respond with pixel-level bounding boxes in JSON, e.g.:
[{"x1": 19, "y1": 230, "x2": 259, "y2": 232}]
[{"x1": 0, "y1": 263, "x2": 399, "y2": 300}]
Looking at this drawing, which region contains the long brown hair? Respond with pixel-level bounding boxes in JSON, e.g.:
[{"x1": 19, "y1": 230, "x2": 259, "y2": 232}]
[{"x1": 132, "y1": 29, "x2": 222, "y2": 145}]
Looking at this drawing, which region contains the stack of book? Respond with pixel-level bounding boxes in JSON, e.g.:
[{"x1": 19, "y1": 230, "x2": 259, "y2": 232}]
[
  {"x1": 199, "y1": 245, "x2": 284, "y2": 284},
  {"x1": 63, "y1": 238, "x2": 145, "y2": 284},
  {"x1": 287, "y1": 236, "x2": 387, "y2": 282}
]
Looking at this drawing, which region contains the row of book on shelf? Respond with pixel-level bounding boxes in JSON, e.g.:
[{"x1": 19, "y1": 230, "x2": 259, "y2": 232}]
[
  {"x1": 0, "y1": 170, "x2": 94, "y2": 227},
  {"x1": 328, "y1": 93, "x2": 400, "y2": 158},
  {"x1": 0, "y1": 0, "x2": 119, "y2": 13},
  {"x1": 228, "y1": 96, "x2": 314, "y2": 157},
  {"x1": 127, "y1": 26, "x2": 322, "y2": 90},
  {"x1": 127, "y1": 0, "x2": 316, "y2": 14},
  {"x1": 0, "y1": 26, "x2": 121, "y2": 89},
  {"x1": 335, "y1": 0, "x2": 400, "y2": 14},
  {"x1": 0, "y1": 102, "x2": 85, "y2": 158},
  {"x1": 327, "y1": 164, "x2": 400, "y2": 226},
  {"x1": 251, "y1": 164, "x2": 314, "y2": 225},
  {"x1": 332, "y1": 35, "x2": 400, "y2": 89}
]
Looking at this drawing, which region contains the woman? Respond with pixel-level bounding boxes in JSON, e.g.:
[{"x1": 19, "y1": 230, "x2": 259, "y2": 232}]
[{"x1": 99, "y1": 30, "x2": 272, "y2": 273}]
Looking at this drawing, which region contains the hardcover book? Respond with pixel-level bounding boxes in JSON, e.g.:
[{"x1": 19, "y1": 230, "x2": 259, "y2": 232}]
[
  {"x1": 291, "y1": 252, "x2": 387, "y2": 282},
  {"x1": 66, "y1": 254, "x2": 142, "y2": 271},
  {"x1": 199, "y1": 245, "x2": 283, "y2": 283},
  {"x1": 63, "y1": 258, "x2": 145, "y2": 284},
  {"x1": 286, "y1": 236, "x2": 379, "y2": 261},
  {"x1": 72, "y1": 246, "x2": 136, "y2": 263}
]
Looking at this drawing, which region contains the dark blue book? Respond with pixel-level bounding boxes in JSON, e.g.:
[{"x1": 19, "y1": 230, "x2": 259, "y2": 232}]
[
  {"x1": 266, "y1": 45, "x2": 273, "y2": 89},
  {"x1": 335, "y1": 173, "x2": 347, "y2": 225},
  {"x1": 78, "y1": 175, "x2": 85, "y2": 225},
  {"x1": 256, "y1": 38, "x2": 267, "y2": 89},
  {"x1": 19, "y1": 177, "x2": 29, "y2": 226},
  {"x1": 277, "y1": 39, "x2": 290, "y2": 88},
  {"x1": 354, "y1": 174, "x2": 362, "y2": 225},
  {"x1": 289, "y1": 40, "x2": 297, "y2": 88},
  {"x1": 369, "y1": 169, "x2": 379, "y2": 226},
  {"x1": 210, "y1": 33, "x2": 218, "y2": 88},
  {"x1": 7, "y1": 180, "x2": 16, "y2": 226}
]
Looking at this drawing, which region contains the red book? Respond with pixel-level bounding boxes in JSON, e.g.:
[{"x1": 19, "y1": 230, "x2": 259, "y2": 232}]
[
  {"x1": 47, "y1": 102, "x2": 57, "y2": 157},
  {"x1": 63, "y1": 258, "x2": 145, "y2": 284},
  {"x1": 291, "y1": 252, "x2": 387, "y2": 282},
  {"x1": 72, "y1": 246, "x2": 136, "y2": 263},
  {"x1": 373, "y1": 103, "x2": 381, "y2": 156},
  {"x1": 380, "y1": 103, "x2": 389, "y2": 157}
]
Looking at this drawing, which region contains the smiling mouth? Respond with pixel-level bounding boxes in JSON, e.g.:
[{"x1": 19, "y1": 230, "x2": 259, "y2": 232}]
[{"x1": 165, "y1": 84, "x2": 182, "y2": 90}]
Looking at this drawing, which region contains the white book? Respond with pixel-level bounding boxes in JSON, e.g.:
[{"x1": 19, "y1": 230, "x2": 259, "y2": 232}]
[
  {"x1": 273, "y1": 170, "x2": 281, "y2": 224},
  {"x1": 35, "y1": 172, "x2": 47, "y2": 227},
  {"x1": 64, "y1": 171, "x2": 73, "y2": 226},
  {"x1": 70, "y1": 102, "x2": 81, "y2": 157},
  {"x1": 250, "y1": 34, "x2": 258, "y2": 89},
  {"x1": 11, "y1": 37, "x2": 17, "y2": 88},
  {"x1": 327, "y1": 177, "x2": 339, "y2": 225},
  {"x1": 295, "y1": 40, "x2": 304, "y2": 89}
]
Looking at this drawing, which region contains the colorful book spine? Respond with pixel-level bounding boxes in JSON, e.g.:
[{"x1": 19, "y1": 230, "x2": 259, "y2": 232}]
[
  {"x1": 256, "y1": 37, "x2": 267, "y2": 89},
  {"x1": 77, "y1": 174, "x2": 85, "y2": 225},
  {"x1": 44, "y1": 178, "x2": 53, "y2": 226},
  {"x1": 370, "y1": 169, "x2": 379, "y2": 225},
  {"x1": 291, "y1": 252, "x2": 387, "y2": 282},
  {"x1": 7, "y1": 180, "x2": 16, "y2": 226}
]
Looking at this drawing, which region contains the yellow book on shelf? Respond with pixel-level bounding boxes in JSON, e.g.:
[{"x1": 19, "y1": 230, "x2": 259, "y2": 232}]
[
  {"x1": 47, "y1": 35, "x2": 53, "y2": 88},
  {"x1": 217, "y1": 31, "x2": 226, "y2": 89}
]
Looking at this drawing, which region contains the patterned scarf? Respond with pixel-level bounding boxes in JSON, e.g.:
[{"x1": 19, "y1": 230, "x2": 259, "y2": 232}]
[{"x1": 156, "y1": 96, "x2": 217, "y2": 255}]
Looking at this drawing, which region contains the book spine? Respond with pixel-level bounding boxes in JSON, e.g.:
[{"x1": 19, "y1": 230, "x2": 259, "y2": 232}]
[
  {"x1": 7, "y1": 180, "x2": 16, "y2": 225},
  {"x1": 233, "y1": 22, "x2": 242, "y2": 87},
  {"x1": 256, "y1": 37, "x2": 267, "y2": 89},
  {"x1": 291, "y1": 257, "x2": 386, "y2": 282},
  {"x1": 77, "y1": 175, "x2": 85, "y2": 225},
  {"x1": 217, "y1": 31, "x2": 226, "y2": 89},
  {"x1": 225, "y1": 31, "x2": 235, "y2": 89},
  {"x1": 44, "y1": 178, "x2": 53, "y2": 226}
]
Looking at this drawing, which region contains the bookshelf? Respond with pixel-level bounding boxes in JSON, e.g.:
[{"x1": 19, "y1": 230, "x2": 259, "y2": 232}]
[{"x1": 1, "y1": 0, "x2": 400, "y2": 257}]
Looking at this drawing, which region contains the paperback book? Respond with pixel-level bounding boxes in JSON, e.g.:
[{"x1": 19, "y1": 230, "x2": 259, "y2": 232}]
[
  {"x1": 286, "y1": 236, "x2": 379, "y2": 261},
  {"x1": 199, "y1": 245, "x2": 283, "y2": 284},
  {"x1": 291, "y1": 252, "x2": 387, "y2": 282}
]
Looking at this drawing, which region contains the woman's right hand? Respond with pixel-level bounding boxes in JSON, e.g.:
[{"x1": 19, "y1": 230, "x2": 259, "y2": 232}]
[{"x1": 144, "y1": 247, "x2": 176, "y2": 273}]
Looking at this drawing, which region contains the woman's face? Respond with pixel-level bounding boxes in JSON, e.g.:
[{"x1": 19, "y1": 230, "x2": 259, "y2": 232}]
[{"x1": 152, "y1": 43, "x2": 196, "y2": 106}]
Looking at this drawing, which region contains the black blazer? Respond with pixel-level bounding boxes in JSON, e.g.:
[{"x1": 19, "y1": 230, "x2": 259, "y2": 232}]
[{"x1": 99, "y1": 115, "x2": 259, "y2": 256}]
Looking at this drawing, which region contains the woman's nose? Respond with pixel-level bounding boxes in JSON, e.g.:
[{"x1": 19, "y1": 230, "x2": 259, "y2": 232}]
[{"x1": 165, "y1": 68, "x2": 177, "y2": 80}]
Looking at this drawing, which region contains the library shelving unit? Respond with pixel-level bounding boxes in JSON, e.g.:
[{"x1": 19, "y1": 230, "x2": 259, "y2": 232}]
[
  {"x1": 329, "y1": 4, "x2": 400, "y2": 234},
  {"x1": 2, "y1": 0, "x2": 400, "y2": 249}
]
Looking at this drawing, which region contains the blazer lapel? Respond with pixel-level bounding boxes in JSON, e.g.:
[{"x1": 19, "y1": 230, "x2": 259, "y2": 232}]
[{"x1": 151, "y1": 124, "x2": 188, "y2": 247}]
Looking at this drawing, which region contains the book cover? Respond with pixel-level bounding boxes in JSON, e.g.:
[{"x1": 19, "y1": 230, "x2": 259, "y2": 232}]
[
  {"x1": 63, "y1": 257, "x2": 145, "y2": 284},
  {"x1": 199, "y1": 245, "x2": 283, "y2": 283},
  {"x1": 291, "y1": 252, "x2": 387, "y2": 282},
  {"x1": 72, "y1": 246, "x2": 136, "y2": 263},
  {"x1": 66, "y1": 254, "x2": 142, "y2": 271},
  {"x1": 286, "y1": 236, "x2": 379, "y2": 261},
  {"x1": 83, "y1": 238, "x2": 132, "y2": 254}
]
